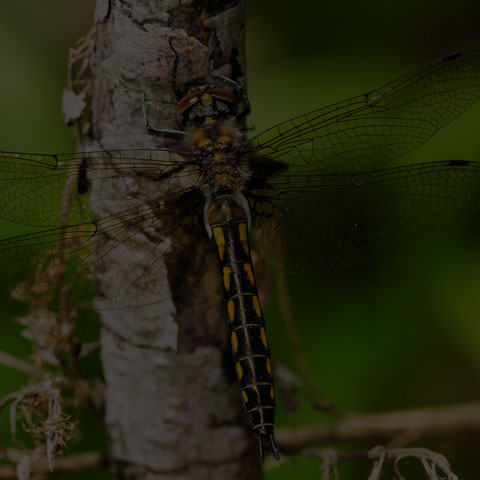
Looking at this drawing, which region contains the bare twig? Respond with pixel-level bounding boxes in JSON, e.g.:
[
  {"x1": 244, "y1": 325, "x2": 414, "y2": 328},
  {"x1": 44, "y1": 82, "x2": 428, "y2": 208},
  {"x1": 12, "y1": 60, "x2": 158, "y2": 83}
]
[
  {"x1": 276, "y1": 401, "x2": 480, "y2": 452},
  {"x1": 0, "y1": 450, "x2": 105, "y2": 479},
  {"x1": 64, "y1": 24, "x2": 97, "y2": 131},
  {"x1": 0, "y1": 350, "x2": 45, "y2": 378},
  {"x1": 295, "y1": 445, "x2": 459, "y2": 480},
  {"x1": 368, "y1": 446, "x2": 458, "y2": 480},
  {"x1": 1, "y1": 377, "x2": 77, "y2": 471},
  {"x1": 304, "y1": 448, "x2": 342, "y2": 480}
]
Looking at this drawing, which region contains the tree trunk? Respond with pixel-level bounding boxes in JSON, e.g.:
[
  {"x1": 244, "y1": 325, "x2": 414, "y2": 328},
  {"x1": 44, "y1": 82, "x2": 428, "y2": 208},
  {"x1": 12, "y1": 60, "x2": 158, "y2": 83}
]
[{"x1": 82, "y1": 1, "x2": 260, "y2": 478}]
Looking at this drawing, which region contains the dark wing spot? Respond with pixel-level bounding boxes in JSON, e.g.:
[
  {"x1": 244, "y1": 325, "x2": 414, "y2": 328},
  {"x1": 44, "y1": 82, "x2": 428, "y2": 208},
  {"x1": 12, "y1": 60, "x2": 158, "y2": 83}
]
[
  {"x1": 442, "y1": 52, "x2": 463, "y2": 62},
  {"x1": 448, "y1": 160, "x2": 471, "y2": 166},
  {"x1": 77, "y1": 158, "x2": 90, "y2": 195}
]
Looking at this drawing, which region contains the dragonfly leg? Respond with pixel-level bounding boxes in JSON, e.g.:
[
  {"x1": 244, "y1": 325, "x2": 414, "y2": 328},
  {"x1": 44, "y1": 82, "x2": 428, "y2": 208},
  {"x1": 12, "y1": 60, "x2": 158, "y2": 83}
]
[
  {"x1": 118, "y1": 79, "x2": 186, "y2": 137},
  {"x1": 209, "y1": 58, "x2": 251, "y2": 120},
  {"x1": 168, "y1": 38, "x2": 184, "y2": 101},
  {"x1": 140, "y1": 88, "x2": 186, "y2": 137}
]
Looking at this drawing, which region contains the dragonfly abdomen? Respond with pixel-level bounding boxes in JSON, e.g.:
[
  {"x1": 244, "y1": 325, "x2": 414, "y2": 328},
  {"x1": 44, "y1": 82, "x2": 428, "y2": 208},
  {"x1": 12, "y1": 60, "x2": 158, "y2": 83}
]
[{"x1": 205, "y1": 193, "x2": 279, "y2": 460}]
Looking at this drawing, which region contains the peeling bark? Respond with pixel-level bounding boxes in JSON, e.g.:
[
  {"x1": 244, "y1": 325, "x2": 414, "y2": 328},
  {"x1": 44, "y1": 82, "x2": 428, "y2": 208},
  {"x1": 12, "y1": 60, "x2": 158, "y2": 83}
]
[{"x1": 81, "y1": 1, "x2": 260, "y2": 478}]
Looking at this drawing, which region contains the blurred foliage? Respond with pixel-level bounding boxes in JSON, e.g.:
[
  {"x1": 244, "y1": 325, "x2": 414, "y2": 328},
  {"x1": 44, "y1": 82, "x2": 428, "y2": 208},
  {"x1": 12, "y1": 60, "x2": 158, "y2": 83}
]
[
  {"x1": 246, "y1": 2, "x2": 480, "y2": 479},
  {"x1": 0, "y1": 0, "x2": 480, "y2": 479}
]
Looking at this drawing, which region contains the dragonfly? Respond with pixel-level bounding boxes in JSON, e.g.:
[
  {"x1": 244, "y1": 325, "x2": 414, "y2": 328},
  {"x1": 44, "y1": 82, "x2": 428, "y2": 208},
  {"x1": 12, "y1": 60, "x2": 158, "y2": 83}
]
[{"x1": 1, "y1": 50, "x2": 480, "y2": 461}]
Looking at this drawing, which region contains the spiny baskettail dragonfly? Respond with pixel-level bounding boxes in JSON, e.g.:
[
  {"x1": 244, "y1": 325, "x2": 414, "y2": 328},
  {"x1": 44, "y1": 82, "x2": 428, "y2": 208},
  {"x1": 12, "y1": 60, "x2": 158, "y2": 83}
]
[{"x1": 1, "y1": 50, "x2": 480, "y2": 461}]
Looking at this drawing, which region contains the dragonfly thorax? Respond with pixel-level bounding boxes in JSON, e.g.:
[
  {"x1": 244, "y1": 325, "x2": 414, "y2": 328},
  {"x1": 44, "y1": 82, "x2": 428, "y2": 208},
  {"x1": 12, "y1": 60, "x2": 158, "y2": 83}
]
[
  {"x1": 176, "y1": 82, "x2": 250, "y2": 196},
  {"x1": 190, "y1": 118, "x2": 250, "y2": 196}
]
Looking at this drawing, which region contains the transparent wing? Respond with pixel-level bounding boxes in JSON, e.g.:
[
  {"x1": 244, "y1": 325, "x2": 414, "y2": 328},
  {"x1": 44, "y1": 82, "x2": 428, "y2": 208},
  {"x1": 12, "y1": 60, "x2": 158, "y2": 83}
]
[
  {"x1": 242, "y1": 51, "x2": 480, "y2": 174},
  {"x1": 250, "y1": 160, "x2": 480, "y2": 271},
  {"x1": 0, "y1": 149, "x2": 199, "y2": 227},
  {"x1": 0, "y1": 149, "x2": 212, "y2": 310},
  {"x1": 0, "y1": 188, "x2": 212, "y2": 310}
]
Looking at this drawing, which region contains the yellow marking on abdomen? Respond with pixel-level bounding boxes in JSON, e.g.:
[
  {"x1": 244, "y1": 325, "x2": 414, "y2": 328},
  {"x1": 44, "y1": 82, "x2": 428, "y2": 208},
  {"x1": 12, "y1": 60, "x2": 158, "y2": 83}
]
[
  {"x1": 238, "y1": 223, "x2": 249, "y2": 256},
  {"x1": 239, "y1": 222, "x2": 247, "y2": 242},
  {"x1": 252, "y1": 295, "x2": 261, "y2": 318},
  {"x1": 212, "y1": 226, "x2": 225, "y2": 260},
  {"x1": 266, "y1": 358, "x2": 272, "y2": 376},
  {"x1": 242, "y1": 390, "x2": 248, "y2": 403},
  {"x1": 223, "y1": 266, "x2": 232, "y2": 291},
  {"x1": 270, "y1": 386, "x2": 275, "y2": 399},
  {"x1": 243, "y1": 263, "x2": 255, "y2": 286},
  {"x1": 231, "y1": 331, "x2": 239, "y2": 354},
  {"x1": 235, "y1": 362, "x2": 243, "y2": 380},
  {"x1": 260, "y1": 327, "x2": 268, "y2": 349},
  {"x1": 227, "y1": 300, "x2": 235, "y2": 323}
]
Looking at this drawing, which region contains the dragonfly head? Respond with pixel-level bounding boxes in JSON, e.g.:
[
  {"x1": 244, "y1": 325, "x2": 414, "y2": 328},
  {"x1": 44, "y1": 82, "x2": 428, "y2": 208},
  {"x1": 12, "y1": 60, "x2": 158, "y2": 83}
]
[{"x1": 175, "y1": 84, "x2": 239, "y2": 127}]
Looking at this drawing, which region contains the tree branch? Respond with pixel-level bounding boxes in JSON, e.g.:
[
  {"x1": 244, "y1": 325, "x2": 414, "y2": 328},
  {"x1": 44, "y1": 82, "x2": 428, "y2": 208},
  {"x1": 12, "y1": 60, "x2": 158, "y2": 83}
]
[
  {"x1": 0, "y1": 451, "x2": 105, "y2": 479},
  {"x1": 84, "y1": 1, "x2": 258, "y2": 478}
]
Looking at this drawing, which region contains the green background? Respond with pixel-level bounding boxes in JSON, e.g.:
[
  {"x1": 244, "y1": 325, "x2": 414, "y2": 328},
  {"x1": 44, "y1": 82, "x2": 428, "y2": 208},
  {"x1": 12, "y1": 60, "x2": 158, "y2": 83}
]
[{"x1": 1, "y1": 1, "x2": 480, "y2": 479}]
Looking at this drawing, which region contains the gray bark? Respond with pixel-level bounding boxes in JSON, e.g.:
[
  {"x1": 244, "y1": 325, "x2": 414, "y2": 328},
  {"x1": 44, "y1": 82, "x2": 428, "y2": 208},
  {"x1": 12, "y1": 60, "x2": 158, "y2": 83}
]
[{"x1": 82, "y1": 1, "x2": 260, "y2": 478}]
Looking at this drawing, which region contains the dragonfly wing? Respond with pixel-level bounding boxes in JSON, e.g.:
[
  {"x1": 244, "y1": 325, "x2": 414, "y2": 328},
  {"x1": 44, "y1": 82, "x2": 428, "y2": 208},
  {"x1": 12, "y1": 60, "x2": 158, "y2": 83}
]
[
  {"x1": 0, "y1": 149, "x2": 198, "y2": 227},
  {"x1": 250, "y1": 160, "x2": 480, "y2": 272},
  {"x1": 92, "y1": 187, "x2": 212, "y2": 310},
  {"x1": 242, "y1": 51, "x2": 480, "y2": 174},
  {"x1": 0, "y1": 187, "x2": 213, "y2": 310}
]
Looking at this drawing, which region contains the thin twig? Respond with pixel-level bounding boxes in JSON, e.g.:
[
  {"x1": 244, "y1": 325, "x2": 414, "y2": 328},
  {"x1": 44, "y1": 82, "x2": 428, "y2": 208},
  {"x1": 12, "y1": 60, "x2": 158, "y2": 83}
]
[
  {"x1": 368, "y1": 446, "x2": 458, "y2": 480},
  {"x1": 0, "y1": 450, "x2": 105, "y2": 478},
  {"x1": 292, "y1": 445, "x2": 459, "y2": 480},
  {"x1": 0, "y1": 392, "x2": 19, "y2": 412},
  {"x1": 276, "y1": 401, "x2": 480, "y2": 452},
  {"x1": 0, "y1": 350, "x2": 45, "y2": 378}
]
